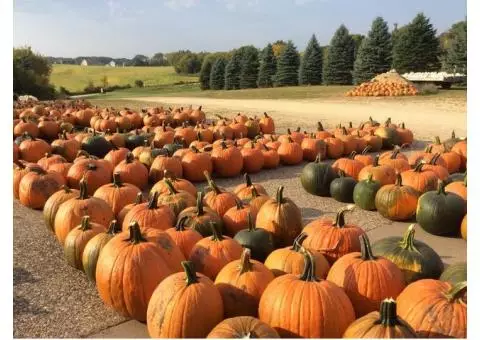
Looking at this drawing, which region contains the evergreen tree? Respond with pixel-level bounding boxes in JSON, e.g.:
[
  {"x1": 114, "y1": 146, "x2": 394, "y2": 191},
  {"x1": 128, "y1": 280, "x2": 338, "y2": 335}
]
[
  {"x1": 257, "y1": 43, "x2": 276, "y2": 88},
  {"x1": 224, "y1": 49, "x2": 242, "y2": 90},
  {"x1": 239, "y1": 46, "x2": 260, "y2": 89},
  {"x1": 353, "y1": 17, "x2": 392, "y2": 84},
  {"x1": 299, "y1": 34, "x2": 323, "y2": 85},
  {"x1": 392, "y1": 13, "x2": 441, "y2": 73},
  {"x1": 274, "y1": 40, "x2": 300, "y2": 87},
  {"x1": 199, "y1": 56, "x2": 214, "y2": 90},
  {"x1": 209, "y1": 58, "x2": 226, "y2": 90},
  {"x1": 443, "y1": 21, "x2": 467, "y2": 74},
  {"x1": 323, "y1": 25, "x2": 355, "y2": 85},
  {"x1": 351, "y1": 34, "x2": 365, "y2": 59}
]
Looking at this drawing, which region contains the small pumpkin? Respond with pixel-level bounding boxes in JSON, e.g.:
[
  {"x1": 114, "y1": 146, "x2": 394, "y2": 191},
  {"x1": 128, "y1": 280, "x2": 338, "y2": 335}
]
[
  {"x1": 181, "y1": 146, "x2": 213, "y2": 182},
  {"x1": 375, "y1": 173, "x2": 419, "y2": 221},
  {"x1": 37, "y1": 153, "x2": 67, "y2": 169},
  {"x1": 222, "y1": 199, "x2": 256, "y2": 236},
  {"x1": 43, "y1": 185, "x2": 79, "y2": 232},
  {"x1": 330, "y1": 170, "x2": 357, "y2": 203},
  {"x1": 325, "y1": 136, "x2": 345, "y2": 159},
  {"x1": 363, "y1": 130, "x2": 383, "y2": 152},
  {"x1": 300, "y1": 134, "x2": 326, "y2": 161},
  {"x1": 332, "y1": 151, "x2": 365, "y2": 180},
  {"x1": 260, "y1": 144, "x2": 280, "y2": 169},
  {"x1": 233, "y1": 173, "x2": 267, "y2": 201},
  {"x1": 258, "y1": 112, "x2": 275, "y2": 134},
  {"x1": 13, "y1": 161, "x2": 46, "y2": 198},
  {"x1": 19, "y1": 168, "x2": 65, "y2": 209},
  {"x1": 148, "y1": 154, "x2": 183, "y2": 183},
  {"x1": 300, "y1": 154, "x2": 338, "y2": 196},
  {"x1": 378, "y1": 148, "x2": 410, "y2": 173},
  {"x1": 357, "y1": 154, "x2": 396, "y2": 186},
  {"x1": 165, "y1": 216, "x2": 203, "y2": 258},
  {"x1": 440, "y1": 262, "x2": 467, "y2": 285},
  {"x1": 19, "y1": 135, "x2": 52, "y2": 163},
  {"x1": 203, "y1": 171, "x2": 238, "y2": 217},
  {"x1": 81, "y1": 130, "x2": 113, "y2": 158},
  {"x1": 353, "y1": 174, "x2": 381, "y2": 211},
  {"x1": 67, "y1": 158, "x2": 112, "y2": 195},
  {"x1": 451, "y1": 139, "x2": 467, "y2": 171},
  {"x1": 207, "y1": 316, "x2": 279, "y2": 338},
  {"x1": 233, "y1": 213, "x2": 274, "y2": 262},
  {"x1": 241, "y1": 142, "x2": 264, "y2": 173},
  {"x1": 177, "y1": 192, "x2": 224, "y2": 237},
  {"x1": 354, "y1": 146, "x2": 373, "y2": 166},
  {"x1": 445, "y1": 174, "x2": 467, "y2": 200}
]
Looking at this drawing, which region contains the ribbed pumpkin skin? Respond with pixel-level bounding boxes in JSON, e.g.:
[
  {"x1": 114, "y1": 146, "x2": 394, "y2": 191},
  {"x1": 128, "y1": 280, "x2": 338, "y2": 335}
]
[
  {"x1": 164, "y1": 218, "x2": 203, "y2": 258},
  {"x1": 207, "y1": 316, "x2": 279, "y2": 338},
  {"x1": 440, "y1": 262, "x2": 467, "y2": 284},
  {"x1": 233, "y1": 175, "x2": 267, "y2": 201},
  {"x1": 375, "y1": 176, "x2": 419, "y2": 221},
  {"x1": 67, "y1": 159, "x2": 112, "y2": 195},
  {"x1": 211, "y1": 144, "x2": 244, "y2": 177},
  {"x1": 14, "y1": 162, "x2": 43, "y2": 199},
  {"x1": 234, "y1": 226, "x2": 274, "y2": 262},
  {"x1": 300, "y1": 156, "x2": 338, "y2": 196},
  {"x1": 121, "y1": 194, "x2": 175, "y2": 232},
  {"x1": 96, "y1": 225, "x2": 185, "y2": 322},
  {"x1": 357, "y1": 162, "x2": 396, "y2": 186},
  {"x1": 332, "y1": 156, "x2": 365, "y2": 180},
  {"x1": 146, "y1": 262, "x2": 223, "y2": 338},
  {"x1": 43, "y1": 187, "x2": 79, "y2": 232},
  {"x1": 353, "y1": 177, "x2": 381, "y2": 210},
  {"x1": 396, "y1": 279, "x2": 467, "y2": 338},
  {"x1": 372, "y1": 225, "x2": 444, "y2": 284},
  {"x1": 19, "y1": 171, "x2": 65, "y2": 209},
  {"x1": 151, "y1": 176, "x2": 197, "y2": 197},
  {"x1": 93, "y1": 175, "x2": 141, "y2": 216},
  {"x1": 204, "y1": 190, "x2": 237, "y2": 218}
]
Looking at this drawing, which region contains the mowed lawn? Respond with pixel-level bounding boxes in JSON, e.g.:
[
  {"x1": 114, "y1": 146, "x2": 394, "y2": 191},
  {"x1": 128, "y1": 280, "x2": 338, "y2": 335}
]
[{"x1": 50, "y1": 65, "x2": 198, "y2": 92}]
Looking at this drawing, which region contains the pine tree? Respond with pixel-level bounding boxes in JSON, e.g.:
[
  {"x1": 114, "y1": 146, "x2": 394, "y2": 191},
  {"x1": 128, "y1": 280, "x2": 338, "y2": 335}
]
[
  {"x1": 199, "y1": 56, "x2": 214, "y2": 90},
  {"x1": 239, "y1": 46, "x2": 259, "y2": 89},
  {"x1": 224, "y1": 49, "x2": 242, "y2": 90},
  {"x1": 443, "y1": 21, "x2": 467, "y2": 74},
  {"x1": 299, "y1": 34, "x2": 323, "y2": 85},
  {"x1": 323, "y1": 25, "x2": 355, "y2": 85},
  {"x1": 274, "y1": 40, "x2": 300, "y2": 87},
  {"x1": 392, "y1": 13, "x2": 441, "y2": 73},
  {"x1": 209, "y1": 58, "x2": 226, "y2": 90},
  {"x1": 257, "y1": 43, "x2": 276, "y2": 88},
  {"x1": 351, "y1": 34, "x2": 365, "y2": 59},
  {"x1": 353, "y1": 17, "x2": 392, "y2": 84}
]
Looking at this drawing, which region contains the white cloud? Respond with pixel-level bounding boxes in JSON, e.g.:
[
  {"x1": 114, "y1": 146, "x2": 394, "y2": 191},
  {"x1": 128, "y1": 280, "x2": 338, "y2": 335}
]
[
  {"x1": 164, "y1": 0, "x2": 198, "y2": 10},
  {"x1": 217, "y1": 0, "x2": 260, "y2": 11}
]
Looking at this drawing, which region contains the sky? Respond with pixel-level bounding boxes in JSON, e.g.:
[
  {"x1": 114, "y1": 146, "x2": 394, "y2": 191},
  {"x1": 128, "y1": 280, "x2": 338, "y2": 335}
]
[{"x1": 13, "y1": 0, "x2": 467, "y2": 58}]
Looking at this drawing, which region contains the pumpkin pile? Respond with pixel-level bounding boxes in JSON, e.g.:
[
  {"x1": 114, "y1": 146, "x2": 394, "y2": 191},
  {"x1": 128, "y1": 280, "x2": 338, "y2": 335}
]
[
  {"x1": 346, "y1": 70, "x2": 419, "y2": 97},
  {"x1": 13, "y1": 100, "x2": 467, "y2": 338}
]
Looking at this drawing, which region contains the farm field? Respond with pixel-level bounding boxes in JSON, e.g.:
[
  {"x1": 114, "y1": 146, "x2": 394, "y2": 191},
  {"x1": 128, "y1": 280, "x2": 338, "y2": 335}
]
[{"x1": 50, "y1": 65, "x2": 198, "y2": 92}]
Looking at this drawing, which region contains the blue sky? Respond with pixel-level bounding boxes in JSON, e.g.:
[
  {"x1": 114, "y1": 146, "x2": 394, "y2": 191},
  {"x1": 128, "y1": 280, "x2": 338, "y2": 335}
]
[{"x1": 14, "y1": 0, "x2": 466, "y2": 58}]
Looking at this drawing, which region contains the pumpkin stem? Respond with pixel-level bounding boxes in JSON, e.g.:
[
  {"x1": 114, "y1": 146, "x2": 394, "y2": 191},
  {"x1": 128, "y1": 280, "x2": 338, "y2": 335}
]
[
  {"x1": 148, "y1": 191, "x2": 159, "y2": 209},
  {"x1": 164, "y1": 178, "x2": 178, "y2": 195},
  {"x1": 399, "y1": 224, "x2": 418, "y2": 252},
  {"x1": 359, "y1": 234, "x2": 376, "y2": 261},
  {"x1": 437, "y1": 180, "x2": 447, "y2": 195},
  {"x1": 463, "y1": 174, "x2": 467, "y2": 187},
  {"x1": 235, "y1": 198, "x2": 244, "y2": 210},
  {"x1": 127, "y1": 221, "x2": 147, "y2": 244},
  {"x1": 125, "y1": 152, "x2": 134, "y2": 163},
  {"x1": 314, "y1": 153, "x2": 323, "y2": 163},
  {"x1": 244, "y1": 173, "x2": 253, "y2": 187},
  {"x1": 333, "y1": 205, "x2": 355, "y2": 228},
  {"x1": 204, "y1": 171, "x2": 221, "y2": 194},
  {"x1": 250, "y1": 186, "x2": 260, "y2": 199},
  {"x1": 291, "y1": 232, "x2": 308, "y2": 252},
  {"x1": 287, "y1": 128, "x2": 292, "y2": 135},
  {"x1": 275, "y1": 186, "x2": 285, "y2": 205},
  {"x1": 338, "y1": 169, "x2": 346, "y2": 178},
  {"x1": 112, "y1": 172, "x2": 123, "y2": 188},
  {"x1": 181, "y1": 261, "x2": 200, "y2": 286},
  {"x1": 376, "y1": 298, "x2": 403, "y2": 327},
  {"x1": 106, "y1": 220, "x2": 121, "y2": 235},
  {"x1": 60, "y1": 185, "x2": 72, "y2": 193},
  {"x1": 80, "y1": 216, "x2": 92, "y2": 231},
  {"x1": 394, "y1": 173, "x2": 403, "y2": 186},
  {"x1": 434, "y1": 136, "x2": 441, "y2": 145},
  {"x1": 190, "y1": 145, "x2": 200, "y2": 153},
  {"x1": 239, "y1": 248, "x2": 253, "y2": 274},
  {"x1": 134, "y1": 192, "x2": 143, "y2": 205},
  {"x1": 79, "y1": 178, "x2": 89, "y2": 199},
  {"x1": 209, "y1": 222, "x2": 223, "y2": 241},
  {"x1": 317, "y1": 122, "x2": 324, "y2": 131},
  {"x1": 175, "y1": 216, "x2": 189, "y2": 231},
  {"x1": 451, "y1": 130, "x2": 456, "y2": 139},
  {"x1": 299, "y1": 249, "x2": 319, "y2": 282},
  {"x1": 373, "y1": 154, "x2": 380, "y2": 167},
  {"x1": 195, "y1": 192, "x2": 205, "y2": 216},
  {"x1": 430, "y1": 153, "x2": 441, "y2": 165},
  {"x1": 444, "y1": 281, "x2": 467, "y2": 302},
  {"x1": 367, "y1": 173, "x2": 374, "y2": 182},
  {"x1": 361, "y1": 145, "x2": 372, "y2": 155},
  {"x1": 349, "y1": 151, "x2": 357, "y2": 159},
  {"x1": 400, "y1": 122, "x2": 406, "y2": 129},
  {"x1": 246, "y1": 212, "x2": 255, "y2": 232},
  {"x1": 390, "y1": 148, "x2": 400, "y2": 159}
]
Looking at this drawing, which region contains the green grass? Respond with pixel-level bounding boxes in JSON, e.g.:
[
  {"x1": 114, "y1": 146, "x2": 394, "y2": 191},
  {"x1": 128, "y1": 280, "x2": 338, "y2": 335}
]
[{"x1": 50, "y1": 64, "x2": 198, "y2": 92}]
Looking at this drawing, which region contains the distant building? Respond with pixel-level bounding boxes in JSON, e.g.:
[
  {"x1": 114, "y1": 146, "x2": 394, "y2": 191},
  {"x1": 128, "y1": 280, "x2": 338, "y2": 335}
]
[
  {"x1": 80, "y1": 59, "x2": 88, "y2": 66},
  {"x1": 105, "y1": 60, "x2": 116, "y2": 67}
]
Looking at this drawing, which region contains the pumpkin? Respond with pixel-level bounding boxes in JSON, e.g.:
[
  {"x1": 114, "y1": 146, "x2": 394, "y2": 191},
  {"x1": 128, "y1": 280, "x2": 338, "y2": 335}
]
[
  {"x1": 374, "y1": 123, "x2": 401, "y2": 149},
  {"x1": 372, "y1": 224, "x2": 444, "y2": 283},
  {"x1": 302, "y1": 205, "x2": 365, "y2": 264},
  {"x1": 375, "y1": 173, "x2": 419, "y2": 221},
  {"x1": 54, "y1": 179, "x2": 114, "y2": 245},
  {"x1": 117, "y1": 192, "x2": 143, "y2": 226},
  {"x1": 416, "y1": 180, "x2": 467, "y2": 236},
  {"x1": 337, "y1": 127, "x2": 357, "y2": 155},
  {"x1": 215, "y1": 248, "x2": 274, "y2": 318},
  {"x1": 259, "y1": 250, "x2": 355, "y2": 338},
  {"x1": 378, "y1": 148, "x2": 410, "y2": 173},
  {"x1": 429, "y1": 136, "x2": 446, "y2": 154},
  {"x1": 396, "y1": 280, "x2": 467, "y2": 338},
  {"x1": 163, "y1": 138, "x2": 185, "y2": 156},
  {"x1": 37, "y1": 153, "x2": 66, "y2": 170},
  {"x1": 461, "y1": 213, "x2": 467, "y2": 240},
  {"x1": 353, "y1": 146, "x2": 373, "y2": 166},
  {"x1": 114, "y1": 152, "x2": 148, "y2": 190},
  {"x1": 153, "y1": 123, "x2": 175, "y2": 147},
  {"x1": 64, "y1": 215, "x2": 106, "y2": 270},
  {"x1": 122, "y1": 191, "x2": 175, "y2": 232},
  {"x1": 104, "y1": 146, "x2": 130, "y2": 168},
  {"x1": 440, "y1": 150, "x2": 461, "y2": 174},
  {"x1": 327, "y1": 234, "x2": 406, "y2": 317},
  {"x1": 151, "y1": 170, "x2": 197, "y2": 197},
  {"x1": 43, "y1": 186, "x2": 79, "y2": 232},
  {"x1": 300, "y1": 154, "x2": 338, "y2": 196},
  {"x1": 256, "y1": 186, "x2": 303, "y2": 247},
  {"x1": 14, "y1": 119, "x2": 39, "y2": 138},
  {"x1": 246, "y1": 186, "x2": 269, "y2": 211},
  {"x1": 67, "y1": 158, "x2": 112, "y2": 195},
  {"x1": 451, "y1": 139, "x2": 467, "y2": 171},
  {"x1": 233, "y1": 213, "x2": 274, "y2": 262},
  {"x1": 203, "y1": 171, "x2": 238, "y2": 217},
  {"x1": 264, "y1": 233, "x2": 330, "y2": 278},
  {"x1": 13, "y1": 161, "x2": 44, "y2": 199},
  {"x1": 357, "y1": 154, "x2": 396, "y2": 186},
  {"x1": 19, "y1": 135, "x2": 52, "y2": 163},
  {"x1": 445, "y1": 174, "x2": 467, "y2": 200},
  {"x1": 233, "y1": 173, "x2": 267, "y2": 200},
  {"x1": 343, "y1": 298, "x2": 417, "y2": 338},
  {"x1": 260, "y1": 144, "x2": 280, "y2": 169},
  {"x1": 165, "y1": 216, "x2": 203, "y2": 258},
  {"x1": 330, "y1": 170, "x2": 357, "y2": 203},
  {"x1": 314, "y1": 121, "x2": 332, "y2": 139},
  {"x1": 211, "y1": 141, "x2": 243, "y2": 177},
  {"x1": 258, "y1": 112, "x2": 275, "y2": 134},
  {"x1": 363, "y1": 130, "x2": 383, "y2": 152},
  {"x1": 81, "y1": 130, "x2": 112, "y2": 158},
  {"x1": 181, "y1": 146, "x2": 213, "y2": 182},
  {"x1": 407, "y1": 145, "x2": 433, "y2": 168},
  {"x1": 301, "y1": 134, "x2": 326, "y2": 161},
  {"x1": 241, "y1": 143, "x2": 264, "y2": 173},
  {"x1": 18, "y1": 168, "x2": 65, "y2": 209},
  {"x1": 440, "y1": 262, "x2": 467, "y2": 285},
  {"x1": 96, "y1": 221, "x2": 185, "y2": 322},
  {"x1": 207, "y1": 316, "x2": 279, "y2": 338},
  {"x1": 324, "y1": 136, "x2": 345, "y2": 159},
  {"x1": 156, "y1": 178, "x2": 196, "y2": 216},
  {"x1": 82, "y1": 220, "x2": 122, "y2": 282},
  {"x1": 189, "y1": 222, "x2": 243, "y2": 280},
  {"x1": 332, "y1": 151, "x2": 365, "y2": 180},
  {"x1": 13, "y1": 143, "x2": 19, "y2": 162},
  {"x1": 148, "y1": 154, "x2": 183, "y2": 183},
  {"x1": 137, "y1": 143, "x2": 168, "y2": 169},
  {"x1": 400, "y1": 162, "x2": 438, "y2": 194},
  {"x1": 420, "y1": 154, "x2": 449, "y2": 181},
  {"x1": 177, "y1": 192, "x2": 224, "y2": 237},
  {"x1": 277, "y1": 137, "x2": 303, "y2": 165},
  {"x1": 93, "y1": 172, "x2": 141, "y2": 217},
  {"x1": 353, "y1": 174, "x2": 381, "y2": 211},
  {"x1": 38, "y1": 119, "x2": 60, "y2": 140},
  {"x1": 104, "y1": 130, "x2": 127, "y2": 148}
]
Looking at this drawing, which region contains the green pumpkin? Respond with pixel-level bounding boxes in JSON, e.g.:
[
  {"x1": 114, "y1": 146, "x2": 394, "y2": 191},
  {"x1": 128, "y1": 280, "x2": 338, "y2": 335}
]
[
  {"x1": 81, "y1": 131, "x2": 112, "y2": 158},
  {"x1": 245, "y1": 118, "x2": 261, "y2": 139},
  {"x1": 233, "y1": 213, "x2": 274, "y2": 262},
  {"x1": 416, "y1": 180, "x2": 467, "y2": 236},
  {"x1": 300, "y1": 154, "x2": 338, "y2": 196},
  {"x1": 330, "y1": 170, "x2": 357, "y2": 203},
  {"x1": 353, "y1": 174, "x2": 381, "y2": 210},
  {"x1": 440, "y1": 262, "x2": 467, "y2": 285},
  {"x1": 374, "y1": 119, "x2": 401, "y2": 149},
  {"x1": 125, "y1": 130, "x2": 146, "y2": 150},
  {"x1": 163, "y1": 138, "x2": 185, "y2": 156},
  {"x1": 372, "y1": 224, "x2": 444, "y2": 284}
]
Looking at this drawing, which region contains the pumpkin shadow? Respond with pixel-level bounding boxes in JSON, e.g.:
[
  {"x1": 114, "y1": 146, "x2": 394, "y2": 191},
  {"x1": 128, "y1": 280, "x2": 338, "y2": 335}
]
[
  {"x1": 216, "y1": 283, "x2": 258, "y2": 318},
  {"x1": 13, "y1": 295, "x2": 49, "y2": 316},
  {"x1": 301, "y1": 208, "x2": 325, "y2": 224}
]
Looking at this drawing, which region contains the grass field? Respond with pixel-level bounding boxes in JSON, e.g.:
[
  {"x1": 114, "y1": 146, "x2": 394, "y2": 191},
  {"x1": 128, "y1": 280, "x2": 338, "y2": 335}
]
[{"x1": 50, "y1": 65, "x2": 198, "y2": 92}]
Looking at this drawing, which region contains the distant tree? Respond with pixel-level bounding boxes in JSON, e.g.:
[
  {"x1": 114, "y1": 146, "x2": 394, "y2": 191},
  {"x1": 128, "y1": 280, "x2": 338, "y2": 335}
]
[
  {"x1": 257, "y1": 43, "x2": 276, "y2": 88},
  {"x1": 392, "y1": 13, "x2": 441, "y2": 73},
  {"x1": 149, "y1": 52, "x2": 167, "y2": 66},
  {"x1": 134, "y1": 80, "x2": 144, "y2": 88},
  {"x1": 199, "y1": 55, "x2": 215, "y2": 90},
  {"x1": 442, "y1": 21, "x2": 467, "y2": 74},
  {"x1": 176, "y1": 53, "x2": 201, "y2": 74},
  {"x1": 210, "y1": 58, "x2": 227, "y2": 90},
  {"x1": 239, "y1": 46, "x2": 259, "y2": 89},
  {"x1": 323, "y1": 25, "x2": 355, "y2": 85},
  {"x1": 274, "y1": 40, "x2": 300, "y2": 87},
  {"x1": 165, "y1": 50, "x2": 191, "y2": 67},
  {"x1": 351, "y1": 34, "x2": 365, "y2": 59},
  {"x1": 272, "y1": 40, "x2": 287, "y2": 59},
  {"x1": 224, "y1": 49, "x2": 242, "y2": 90},
  {"x1": 353, "y1": 17, "x2": 392, "y2": 84},
  {"x1": 299, "y1": 34, "x2": 323, "y2": 85},
  {"x1": 130, "y1": 54, "x2": 149, "y2": 66},
  {"x1": 13, "y1": 47, "x2": 56, "y2": 99}
]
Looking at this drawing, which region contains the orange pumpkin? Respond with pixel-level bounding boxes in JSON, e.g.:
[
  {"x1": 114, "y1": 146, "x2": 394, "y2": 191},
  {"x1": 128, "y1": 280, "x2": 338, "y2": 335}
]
[
  {"x1": 122, "y1": 191, "x2": 175, "y2": 231},
  {"x1": 222, "y1": 200, "x2": 257, "y2": 236},
  {"x1": 277, "y1": 137, "x2": 303, "y2": 165},
  {"x1": 353, "y1": 146, "x2": 373, "y2": 166},
  {"x1": 13, "y1": 161, "x2": 44, "y2": 199},
  {"x1": 445, "y1": 175, "x2": 467, "y2": 200},
  {"x1": 258, "y1": 112, "x2": 275, "y2": 134},
  {"x1": 325, "y1": 137, "x2": 345, "y2": 159},
  {"x1": 363, "y1": 130, "x2": 383, "y2": 152},
  {"x1": 357, "y1": 155, "x2": 396, "y2": 186},
  {"x1": 203, "y1": 171, "x2": 237, "y2": 217},
  {"x1": 211, "y1": 141, "x2": 243, "y2": 177},
  {"x1": 314, "y1": 121, "x2": 332, "y2": 139},
  {"x1": 401, "y1": 162, "x2": 438, "y2": 194},
  {"x1": 451, "y1": 139, "x2": 467, "y2": 171},
  {"x1": 177, "y1": 192, "x2": 224, "y2": 237},
  {"x1": 207, "y1": 316, "x2": 279, "y2": 338},
  {"x1": 301, "y1": 134, "x2": 326, "y2": 161},
  {"x1": 233, "y1": 173, "x2": 268, "y2": 200},
  {"x1": 43, "y1": 185, "x2": 79, "y2": 232},
  {"x1": 104, "y1": 146, "x2": 130, "y2": 168},
  {"x1": 181, "y1": 146, "x2": 213, "y2": 182},
  {"x1": 18, "y1": 168, "x2": 65, "y2": 209},
  {"x1": 421, "y1": 154, "x2": 449, "y2": 181},
  {"x1": 241, "y1": 143, "x2": 264, "y2": 173},
  {"x1": 332, "y1": 151, "x2": 365, "y2": 180},
  {"x1": 14, "y1": 119, "x2": 39, "y2": 138},
  {"x1": 114, "y1": 152, "x2": 148, "y2": 189},
  {"x1": 19, "y1": 135, "x2": 52, "y2": 163},
  {"x1": 156, "y1": 178, "x2": 196, "y2": 216},
  {"x1": 67, "y1": 158, "x2": 112, "y2": 195},
  {"x1": 165, "y1": 216, "x2": 203, "y2": 258},
  {"x1": 117, "y1": 192, "x2": 143, "y2": 226},
  {"x1": 378, "y1": 148, "x2": 410, "y2": 173},
  {"x1": 396, "y1": 122, "x2": 414, "y2": 145},
  {"x1": 375, "y1": 174, "x2": 419, "y2": 221},
  {"x1": 260, "y1": 144, "x2": 280, "y2": 169}
]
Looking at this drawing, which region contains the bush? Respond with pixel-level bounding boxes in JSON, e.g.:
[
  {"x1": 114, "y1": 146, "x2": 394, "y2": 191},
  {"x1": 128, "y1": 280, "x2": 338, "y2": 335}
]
[
  {"x1": 417, "y1": 83, "x2": 439, "y2": 95},
  {"x1": 135, "y1": 80, "x2": 144, "y2": 88}
]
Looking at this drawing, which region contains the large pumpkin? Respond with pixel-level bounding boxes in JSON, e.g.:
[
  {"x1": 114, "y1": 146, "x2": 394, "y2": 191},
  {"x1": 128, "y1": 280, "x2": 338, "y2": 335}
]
[
  {"x1": 440, "y1": 262, "x2": 467, "y2": 285},
  {"x1": 416, "y1": 180, "x2": 466, "y2": 236},
  {"x1": 13, "y1": 161, "x2": 43, "y2": 199},
  {"x1": 18, "y1": 135, "x2": 52, "y2": 163},
  {"x1": 117, "y1": 192, "x2": 143, "y2": 226},
  {"x1": 233, "y1": 213, "x2": 274, "y2": 262},
  {"x1": 207, "y1": 316, "x2": 279, "y2": 338},
  {"x1": 375, "y1": 173, "x2": 419, "y2": 221},
  {"x1": 396, "y1": 279, "x2": 467, "y2": 338},
  {"x1": 259, "y1": 250, "x2": 355, "y2": 338},
  {"x1": 148, "y1": 154, "x2": 183, "y2": 183},
  {"x1": 353, "y1": 174, "x2": 381, "y2": 211},
  {"x1": 150, "y1": 170, "x2": 197, "y2": 197},
  {"x1": 241, "y1": 143, "x2": 264, "y2": 173},
  {"x1": 18, "y1": 168, "x2": 65, "y2": 209},
  {"x1": 256, "y1": 186, "x2": 303, "y2": 247},
  {"x1": 96, "y1": 222, "x2": 185, "y2": 321},
  {"x1": 343, "y1": 298, "x2": 417, "y2": 338},
  {"x1": 277, "y1": 137, "x2": 303, "y2": 165},
  {"x1": 215, "y1": 248, "x2": 274, "y2": 318},
  {"x1": 301, "y1": 134, "x2": 326, "y2": 161},
  {"x1": 211, "y1": 141, "x2": 243, "y2": 177},
  {"x1": 181, "y1": 146, "x2": 213, "y2": 182},
  {"x1": 372, "y1": 224, "x2": 444, "y2": 283},
  {"x1": 327, "y1": 234, "x2": 406, "y2": 317},
  {"x1": 177, "y1": 192, "x2": 224, "y2": 237},
  {"x1": 300, "y1": 154, "x2": 338, "y2": 196},
  {"x1": 67, "y1": 158, "x2": 112, "y2": 195},
  {"x1": 146, "y1": 261, "x2": 223, "y2": 338},
  {"x1": 43, "y1": 186, "x2": 80, "y2": 232}
]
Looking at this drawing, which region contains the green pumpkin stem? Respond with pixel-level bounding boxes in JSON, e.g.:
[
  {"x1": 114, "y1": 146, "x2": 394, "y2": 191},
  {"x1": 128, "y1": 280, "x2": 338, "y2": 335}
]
[
  {"x1": 367, "y1": 173, "x2": 374, "y2": 182},
  {"x1": 112, "y1": 172, "x2": 123, "y2": 188},
  {"x1": 175, "y1": 216, "x2": 189, "y2": 231},
  {"x1": 315, "y1": 153, "x2": 323, "y2": 163},
  {"x1": 106, "y1": 220, "x2": 121, "y2": 235},
  {"x1": 359, "y1": 234, "x2": 376, "y2": 261},
  {"x1": 275, "y1": 186, "x2": 285, "y2": 205},
  {"x1": 349, "y1": 151, "x2": 357, "y2": 159},
  {"x1": 399, "y1": 224, "x2": 418, "y2": 252},
  {"x1": 390, "y1": 148, "x2": 400, "y2": 159},
  {"x1": 377, "y1": 298, "x2": 403, "y2": 327},
  {"x1": 437, "y1": 180, "x2": 447, "y2": 195},
  {"x1": 247, "y1": 212, "x2": 255, "y2": 232},
  {"x1": 148, "y1": 191, "x2": 159, "y2": 209},
  {"x1": 361, "y1": 146, "x2": 372, "y2": 155},
  {"x1": 244, "y1": 173, "x2": 253, "y2": 187},
  {"x1": 196, "y1": 192, "x2": 205, "y2": 216},
  {"x1": 80, "y1": 216, "x2": 92, "y2": 231},
  {"x1": 250, "y1": 186, "x2": 260, "y2": 199},
  {"x1": 291, "y1": 232, "x2": 308, "y2": 252},
  {"x1": 333, "y1": 205, "x2": 355, "y2": 228},
  {"x1": 164, "y1": 178, "x2": 178, "y2": 195},
  {"x1": 395, "y1": 173, "x2": 403, "y2": 186},
  {"x1": 204, "y1": 171, "x2": 222, "y2": 194},
  {"x1": 60, "y1": 185, "x2": 72, "y2": 193},
  {"x1": 127, "y1": 221, "x2": 147, "y2": 244},
  {"x1": 239, "y1": 248, "x2": 253, "y2": 274},
  {"x1": 79, "y1": 179, "x2": 89, "y2": 199},
  {"x1": 181, "y1": 261, "x2": 199, "y2": 286},
  {"x1": 445, "y1": 281, "x2": 467, "y2": 302},
  {"x1": 299, "y1": 249, "x2": 319, "y2": 282},
  {"x1": 463, "y1": 174, "x2": 467, "y2": 187},
  {"x1": 210, "y1": 222, "x2": 223, "y2": 241},
  {"x1": 434, "y1": 136, "x2": 442, "y2": 145},
  {"x1": 338, "y1": 169, "x2": 346, "y2": 178}
]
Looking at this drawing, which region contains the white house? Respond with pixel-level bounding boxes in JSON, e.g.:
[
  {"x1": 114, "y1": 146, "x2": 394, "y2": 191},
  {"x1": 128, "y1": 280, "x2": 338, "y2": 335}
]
[
  {"x1": 105, "y1": 60, "x2": 116, "y2": 67},
  {"x1": 80, "y1": 59, "x2": 88, "y2": 66}
]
